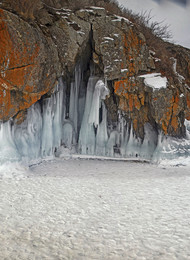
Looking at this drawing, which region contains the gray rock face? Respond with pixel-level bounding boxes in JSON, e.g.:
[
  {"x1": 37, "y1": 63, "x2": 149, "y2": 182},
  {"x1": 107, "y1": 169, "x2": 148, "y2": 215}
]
[{"x1": 0, "y1": 2, "x2": 190, "y2": 138}]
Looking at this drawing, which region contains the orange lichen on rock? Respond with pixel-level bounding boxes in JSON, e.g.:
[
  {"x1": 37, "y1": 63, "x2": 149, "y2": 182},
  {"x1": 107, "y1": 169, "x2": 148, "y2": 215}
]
[
  {"x1": 171, "y1": 92, "x2": 180, "y2": 132},
  {"x1": 113, "y1": 28, "x2": 147, "y2": 119},
  {"x1": 185, "y1": 93, "x2": 190, "y2": 120},
  {"x1": 159, "y1": 99, "x2": 173, "y2": 134},
  {"x1": 138, "y1": 93, "x2": 145, "y2": 106},
  {"x1": 0, "y1": 9, "x2": 46, "y2": 121},
  {"x1": 158, "y1": 92, "x2": 180, "y2": 135},
  {"x1": 133, "y1": 118, "x2": 138, "y2": 131},
  {"x1": 115, "y1": 73, "x2": 183, "y2": 136},
  {"x1": 170, "y1": 116, "x2": 178, "y2": 132},
  {"x1": 114, "y1": 77, "x2": 136, "y2": 95},
  {"x1": 114, "y1": 79, "x2": 127, "y2": 96},
  {"x1": 114, "y1": 79, "x2": 143, "y2": 110},
  {"x1": 120, "y1": 28, "x2": 145, "y2": 78},
  {"x1": 115, "y1": 77, "x2": 150, "y2": 137},
  {"x1": 134, "y1": 94, "x2": 141, "y2": 110},
  {"x1": 161, "y1": 121, "x2": 168, "y2": 134},
  {"x1": 128, "y1": 94, "x2": 134, "y2": 112}
]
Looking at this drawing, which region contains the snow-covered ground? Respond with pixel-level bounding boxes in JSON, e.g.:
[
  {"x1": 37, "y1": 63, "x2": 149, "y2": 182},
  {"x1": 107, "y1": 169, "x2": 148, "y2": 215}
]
[{"x1": 1, "y1": 159, "x2": 190, "y2": 259}]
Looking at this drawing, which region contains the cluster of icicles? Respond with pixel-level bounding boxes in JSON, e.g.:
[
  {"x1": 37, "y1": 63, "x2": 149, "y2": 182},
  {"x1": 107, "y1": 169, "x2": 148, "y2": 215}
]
[{"x1": 1, "y1": 65, "x2": 190, "y2": 165}]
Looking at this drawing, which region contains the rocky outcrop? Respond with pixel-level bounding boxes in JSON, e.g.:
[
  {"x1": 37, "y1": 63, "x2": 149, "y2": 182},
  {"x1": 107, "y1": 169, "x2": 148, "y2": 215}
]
[
  {"x1": 0, "y1": 8, "x2": 59, "y2": 121},
  {"x1": 0, "y1": 5, "x2": 91, "y2": 121},
  {"x1": 0, "y1": 2, "x2": 190, "y2": 139}
]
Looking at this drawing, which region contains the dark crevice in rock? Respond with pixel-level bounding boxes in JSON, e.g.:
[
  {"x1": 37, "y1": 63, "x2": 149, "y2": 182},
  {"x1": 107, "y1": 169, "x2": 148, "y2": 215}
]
[
  {"x1": 1, "y1": 64, "x2": 34, "y2": 71},
  {"x1": 104, "y1": 80, "x2": 119, "y2": 128},
  {"x1": 69, "y1": 22, "x2": 81, "y2": 31}
]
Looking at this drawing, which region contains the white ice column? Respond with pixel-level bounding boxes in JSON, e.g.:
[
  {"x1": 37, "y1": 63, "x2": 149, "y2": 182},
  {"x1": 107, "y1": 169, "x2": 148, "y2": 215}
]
[
  {"x1": 41, "y1": 79, "x2": 66, "y2": 157},
  {"x1": 139, "y1": 123, "x2": 158, "y2": 159},
  {"x1": 125, "y1": 126, "x2": 142, "y2": 158},
  {"x1": 106, "y1": 130, "x2": 120, "y2": 157},
  {"x1": 78, "y1": 76, "x2": 99, "y2": 154},
  {"x1": 41, "y1": 97, "x2": 54, "y2": 157},
  {"x1": 96, "y1": 103, "x2": 108, "y2": 156},
  {"x1": 62, "y1": 120, "x2": 76, "y2": 148},
  {"x1": 0, "y1": 121, "x2": 20, "y2": 163},
  {"x1": 89, "y1": 79, "x2": 109, "y2": 127},
  {"x1": 52, "y1": 82, "x2": 64, "y2": 150},
  {"x1": 78, "y1": 77, "x2": 110, "y2": 155},
  {"x1": 14, "y1": 103, "x2": 42, "y2": 160},
  {"x1": 69, "y1": 65, "x2": 82, "y2": 133}
]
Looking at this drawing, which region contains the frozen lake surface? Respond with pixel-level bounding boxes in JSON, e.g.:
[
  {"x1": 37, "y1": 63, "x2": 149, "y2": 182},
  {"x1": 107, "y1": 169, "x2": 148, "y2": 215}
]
[{"x1": 0, "y1": 159, "x2": 190, "y2": 259}]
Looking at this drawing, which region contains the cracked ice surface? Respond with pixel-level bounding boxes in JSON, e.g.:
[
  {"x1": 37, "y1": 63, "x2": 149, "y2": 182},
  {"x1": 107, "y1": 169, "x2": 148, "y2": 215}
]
[{"x1": 0, "y1": 159, "x2": 190, "y2": 259}]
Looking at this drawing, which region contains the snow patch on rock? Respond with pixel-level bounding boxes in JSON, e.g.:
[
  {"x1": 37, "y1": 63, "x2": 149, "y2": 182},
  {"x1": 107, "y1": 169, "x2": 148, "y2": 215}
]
[{"x1": 139, "y1": 73, "x2": 167, "y2": 90}]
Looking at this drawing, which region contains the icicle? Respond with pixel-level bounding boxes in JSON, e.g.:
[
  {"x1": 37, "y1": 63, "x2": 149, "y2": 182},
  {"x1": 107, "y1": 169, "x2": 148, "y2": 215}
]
[
  {"x1": 69, "y1": 65, "x2": 82, "y2": 133},
  {"x1": 125, "y1": 126, "x2": 141, "y2": 158},
  {"x1": 78, "y1": 76, "x2": 99, "y2": 154},
  {"x1": 89, "y1": 80, "x2": 109, "y2": 127},
  {"x1": 58, "y1": 77, "x2": 66, "y2": 122},
  {"x1": 152, "y1": 131, "x2": 190, "y2": 163},
  {"x1": 62, "y1": 120, "x2": 76, "y2": 148},
  {"x1": 53, "y1": 82, "x2": 64, "y2": 150},
  {"x1": 106, "y1": 130, "x2": 120, "y2": 157},
  {"x1": 14, "y1": 103, "x2": 42, "y2": 160},
  {"x1": 119, "y1": 114, "x2": 128, "y2": 157},
  {"x1": 96, "y1": 103, "x2": 108, "y2": 156},
  {"x1": 78, "y1": 81, "x2": 86, "y2": 131},
  {"x1": 185, "y1": 119, "x2": 190, "y2": 139},
  {"x1": 139, "y1": 123, "x2": 158, "y2": 159},
  {"x1": 0, "y1": 121, "x2": 20, "y2": 163},
  {"x1": 41, "y1": 97, "x2": 54, "y2": 157}
]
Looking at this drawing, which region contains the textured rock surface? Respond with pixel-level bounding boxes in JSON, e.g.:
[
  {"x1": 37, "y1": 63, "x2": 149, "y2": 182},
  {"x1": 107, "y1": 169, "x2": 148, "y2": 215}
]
[
  {"x1": 0, "y1": 1, "x2": 190, "y2": 138},
  {"x1": 0, "y1": 5, "x2": 91, "y2": 121},
  {"x1": 0, "y1": 8, "x2": 58, "y2": 121}
]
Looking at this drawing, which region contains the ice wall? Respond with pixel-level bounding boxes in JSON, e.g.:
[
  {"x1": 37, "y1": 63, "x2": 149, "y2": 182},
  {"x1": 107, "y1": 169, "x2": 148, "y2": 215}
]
[
  {"x1": 1, "y1": 65, "x2": 190, "y2": 166},
  {"x1": 13, "y1": 78, "x2": 66, "y2": 162},
  {"x1": 0, "y1": 121, "x2": 20, "y2": 164},
  {"x1": 152, "y1": 120, "x2": 190, "y2": 164},
  {"x1": 0, "y1": 65, "x2": 87, "y2": 164},
  {"x1": 78, "y1": 77, "x2": 110, "y2": 155}
]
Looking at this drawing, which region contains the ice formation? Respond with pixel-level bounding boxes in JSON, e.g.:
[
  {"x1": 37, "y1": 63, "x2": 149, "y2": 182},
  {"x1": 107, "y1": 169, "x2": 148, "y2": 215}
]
[
  {"x1": 152, "y1": 120, "x2": 190, "y2": 164},
  {"x1": 0, "y1": 121, "x2": 20, "y2": 163},
  {"x1": 0, "y1": 65, "x2": 190, "y2": 166}
]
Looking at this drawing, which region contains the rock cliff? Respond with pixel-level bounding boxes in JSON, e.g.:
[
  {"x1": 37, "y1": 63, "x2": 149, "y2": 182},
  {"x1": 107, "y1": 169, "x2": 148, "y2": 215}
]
[{"x1": 0, "y1": 0, "x2": 190, "y2": 142}]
